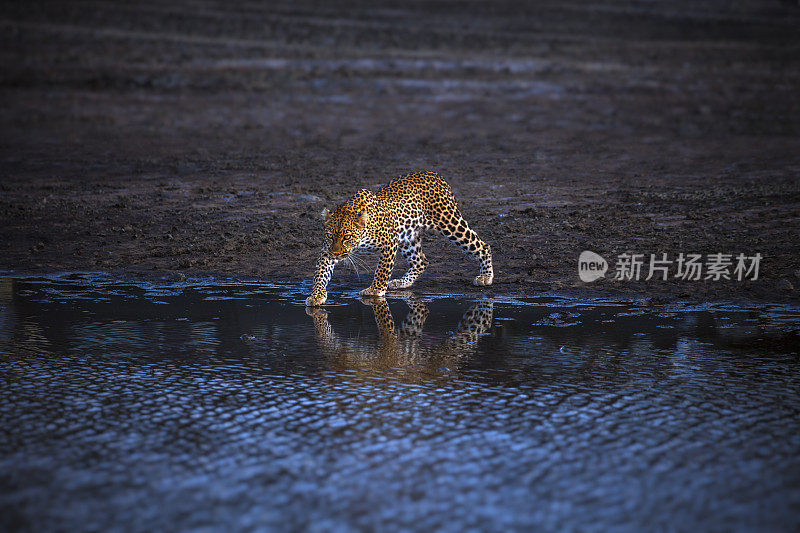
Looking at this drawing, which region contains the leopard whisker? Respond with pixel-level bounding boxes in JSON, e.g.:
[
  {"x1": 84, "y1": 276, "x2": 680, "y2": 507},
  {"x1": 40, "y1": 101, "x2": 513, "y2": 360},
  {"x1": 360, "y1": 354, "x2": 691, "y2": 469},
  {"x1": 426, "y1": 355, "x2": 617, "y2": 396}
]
[
  {"x1": 350, "y1": 249, "x2": 371, "y2": 263},
  {"x1": 348, "y1": 252, "x2": 368, "y2": 265},
  {"x1": 349, "y1": 254, "x2": 370, "y2": 273},
  {"x1": 346, "y1": 256, "x2": 361, "y2": 281}
]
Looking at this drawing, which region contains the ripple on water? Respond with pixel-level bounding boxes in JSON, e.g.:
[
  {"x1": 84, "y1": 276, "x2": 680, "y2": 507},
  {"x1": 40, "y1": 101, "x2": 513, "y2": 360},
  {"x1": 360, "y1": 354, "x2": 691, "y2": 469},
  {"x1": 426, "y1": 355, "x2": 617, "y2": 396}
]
[{"x1": 0, "y1": 273, "x2": 798, "y2": 531}]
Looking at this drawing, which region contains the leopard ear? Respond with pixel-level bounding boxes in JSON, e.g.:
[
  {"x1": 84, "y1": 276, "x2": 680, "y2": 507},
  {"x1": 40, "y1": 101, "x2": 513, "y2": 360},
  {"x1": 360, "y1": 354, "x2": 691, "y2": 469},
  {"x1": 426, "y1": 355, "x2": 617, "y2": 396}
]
[
  {"x1": 359, "y1": 210, "x2": 369, "y2": 225},
  {"x1": 321, "y1": 208, "x2": 330, "y2": 221}
]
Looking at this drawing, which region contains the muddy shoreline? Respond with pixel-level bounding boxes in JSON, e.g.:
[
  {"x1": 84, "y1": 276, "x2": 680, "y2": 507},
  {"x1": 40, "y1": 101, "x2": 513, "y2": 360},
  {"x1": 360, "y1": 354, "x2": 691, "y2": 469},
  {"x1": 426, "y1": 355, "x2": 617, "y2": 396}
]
[{"x1": 2, "y1": 1, "x2": 799, "y2": 302}]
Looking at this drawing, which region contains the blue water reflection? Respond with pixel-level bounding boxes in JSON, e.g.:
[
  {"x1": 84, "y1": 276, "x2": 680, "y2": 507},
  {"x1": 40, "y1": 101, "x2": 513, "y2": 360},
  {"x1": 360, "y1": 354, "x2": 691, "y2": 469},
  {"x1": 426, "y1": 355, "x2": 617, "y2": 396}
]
[{"x1": 0, "y1": 273, "x2": 798, "y2": 531}]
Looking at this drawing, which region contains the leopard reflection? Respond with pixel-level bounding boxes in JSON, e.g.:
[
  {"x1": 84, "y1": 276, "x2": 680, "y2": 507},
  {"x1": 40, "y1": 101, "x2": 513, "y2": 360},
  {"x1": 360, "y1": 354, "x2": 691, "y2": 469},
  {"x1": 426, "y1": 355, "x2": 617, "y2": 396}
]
[{"x1": 306, "y1": 295, "x2": 493, "y2": 370}]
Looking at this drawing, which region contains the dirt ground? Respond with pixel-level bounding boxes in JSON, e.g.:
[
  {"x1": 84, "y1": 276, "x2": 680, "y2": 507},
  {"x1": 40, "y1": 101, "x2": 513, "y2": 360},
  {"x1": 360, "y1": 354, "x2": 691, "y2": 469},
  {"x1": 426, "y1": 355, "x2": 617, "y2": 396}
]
[{"x1": 1, "y1": 0, "x2": 799, "y2": 302}]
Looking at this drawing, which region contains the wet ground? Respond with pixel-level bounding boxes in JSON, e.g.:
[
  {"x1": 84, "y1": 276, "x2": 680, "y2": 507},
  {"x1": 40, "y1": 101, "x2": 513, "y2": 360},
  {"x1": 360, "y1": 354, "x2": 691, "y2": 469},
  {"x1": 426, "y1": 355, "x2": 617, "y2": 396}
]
[
  {"x1": 2, "y1": 0, "x2": 800, "y2": 301},
  {"x1": 1, "y1": 272, "x2": 799, "y2": 531}
]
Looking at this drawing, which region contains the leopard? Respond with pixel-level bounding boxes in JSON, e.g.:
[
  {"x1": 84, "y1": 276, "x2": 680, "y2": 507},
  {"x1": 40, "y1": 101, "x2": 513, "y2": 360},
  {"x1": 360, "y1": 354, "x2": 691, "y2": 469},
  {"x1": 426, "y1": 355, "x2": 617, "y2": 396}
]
[{"x1": 305, "y1": 171, "x2": 493, "y2": 307}]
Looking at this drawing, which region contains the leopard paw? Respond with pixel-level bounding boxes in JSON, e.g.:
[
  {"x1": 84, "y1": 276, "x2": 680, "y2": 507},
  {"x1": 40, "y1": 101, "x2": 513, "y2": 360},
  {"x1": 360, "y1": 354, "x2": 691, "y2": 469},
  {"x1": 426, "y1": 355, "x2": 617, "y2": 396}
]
[
  {"x1": 305, "y1": 293, "x2": 327, "y2": 307},
  {"x1": 387, "y1": 279, "x2": 413, "y2": 290},
  {"x1": 473, "y1": 274, "x2": 493, "y2": 287},
  {"x1": 360, "y1": 286, "x2": 386, "y2": 298}
]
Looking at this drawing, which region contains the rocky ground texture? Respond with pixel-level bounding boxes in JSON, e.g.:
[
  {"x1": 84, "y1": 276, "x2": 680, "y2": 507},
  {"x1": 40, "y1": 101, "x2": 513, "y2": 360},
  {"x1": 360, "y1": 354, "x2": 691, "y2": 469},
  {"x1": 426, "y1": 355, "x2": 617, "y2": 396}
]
[{"x1": 1, "y1": 0, "x2": 799, "y2": 301}]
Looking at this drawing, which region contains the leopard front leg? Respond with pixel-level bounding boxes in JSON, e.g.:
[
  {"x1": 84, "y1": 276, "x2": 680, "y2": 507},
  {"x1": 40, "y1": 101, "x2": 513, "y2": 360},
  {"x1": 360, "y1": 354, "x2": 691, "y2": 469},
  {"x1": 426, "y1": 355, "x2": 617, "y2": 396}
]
[
  {"x1": 360, "y1": 240, "x2": 398, "y2": 298},
  {"x1": 306, "y1": 252, "x2": 337, "y2": 307},
  {"x1": 388, "y1": 230, "x2": 428, "y2": 290}
]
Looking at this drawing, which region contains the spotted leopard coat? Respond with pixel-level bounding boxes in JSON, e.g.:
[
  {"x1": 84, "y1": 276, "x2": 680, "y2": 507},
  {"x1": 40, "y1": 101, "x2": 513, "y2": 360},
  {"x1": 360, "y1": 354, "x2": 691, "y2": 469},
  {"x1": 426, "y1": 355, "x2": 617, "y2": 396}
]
[{"x1": 306, "y1": 171, "x2": 493, "y2": 306}]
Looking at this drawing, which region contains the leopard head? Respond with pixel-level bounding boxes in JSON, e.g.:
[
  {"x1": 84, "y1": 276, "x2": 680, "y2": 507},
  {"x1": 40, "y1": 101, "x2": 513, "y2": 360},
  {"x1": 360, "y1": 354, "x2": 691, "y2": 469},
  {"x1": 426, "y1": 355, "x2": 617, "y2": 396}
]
[{"x1": 321, "y1": 205, "x2": 368, "y2": 259}]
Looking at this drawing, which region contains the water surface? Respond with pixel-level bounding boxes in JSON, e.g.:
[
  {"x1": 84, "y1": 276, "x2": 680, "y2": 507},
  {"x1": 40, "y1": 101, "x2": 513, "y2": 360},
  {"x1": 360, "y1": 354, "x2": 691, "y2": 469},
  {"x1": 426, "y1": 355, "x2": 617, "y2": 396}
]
[{"x1": 1, "y1": 273, "x2": 799, "y2": 531}]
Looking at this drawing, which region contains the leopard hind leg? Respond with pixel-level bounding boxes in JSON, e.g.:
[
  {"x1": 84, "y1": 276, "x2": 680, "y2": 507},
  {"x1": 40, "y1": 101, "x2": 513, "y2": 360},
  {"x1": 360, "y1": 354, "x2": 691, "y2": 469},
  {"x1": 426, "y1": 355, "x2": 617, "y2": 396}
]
[
  {"x1": 435, "y1": 210, "x2": 493, "y2": 286},
  {"x1": 387, "y1": 228, "x2": 428, "y2": 290}
]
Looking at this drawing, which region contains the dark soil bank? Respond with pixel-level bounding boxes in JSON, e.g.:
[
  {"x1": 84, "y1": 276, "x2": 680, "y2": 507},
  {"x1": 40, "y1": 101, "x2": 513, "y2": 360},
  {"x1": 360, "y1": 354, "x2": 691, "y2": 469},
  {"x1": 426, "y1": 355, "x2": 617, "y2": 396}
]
[{"x1": 1, "y1": 0, "x2": 799, "y2": 301}]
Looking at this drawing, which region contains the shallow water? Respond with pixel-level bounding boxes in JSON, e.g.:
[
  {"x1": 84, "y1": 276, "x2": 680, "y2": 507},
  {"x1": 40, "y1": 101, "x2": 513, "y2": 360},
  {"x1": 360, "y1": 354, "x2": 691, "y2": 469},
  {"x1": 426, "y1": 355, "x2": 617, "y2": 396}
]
[{"x1": 1, "y1": 272, "x2": 799, "y2": 531}]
